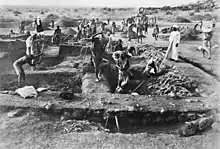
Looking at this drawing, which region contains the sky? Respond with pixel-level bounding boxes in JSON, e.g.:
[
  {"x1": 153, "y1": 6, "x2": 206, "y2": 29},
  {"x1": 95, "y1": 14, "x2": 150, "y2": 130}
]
[{"x1": 0, "y1": 0, "x2": 198, "y2": 7}]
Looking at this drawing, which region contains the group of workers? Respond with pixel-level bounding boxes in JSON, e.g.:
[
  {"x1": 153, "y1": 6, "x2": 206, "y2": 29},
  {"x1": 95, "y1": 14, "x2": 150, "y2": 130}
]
[{"x1": 12, "y1": 13, "x2": 216, "y2": 94}]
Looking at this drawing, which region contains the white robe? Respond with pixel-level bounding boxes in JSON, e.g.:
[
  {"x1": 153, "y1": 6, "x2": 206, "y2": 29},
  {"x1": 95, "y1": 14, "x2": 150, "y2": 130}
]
[{"x1": 165, "y1": 31, "x2": 180, "y2": 61}]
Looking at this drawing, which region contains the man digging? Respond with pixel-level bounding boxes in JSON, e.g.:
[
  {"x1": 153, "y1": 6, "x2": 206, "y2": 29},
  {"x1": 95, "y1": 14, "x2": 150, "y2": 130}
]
[
  {"x1": 112, "y1": 51, "x2": 131, "y2": 93},
  {"x1": 13, "y1": 53, "x2": 43, "y2": 87}
]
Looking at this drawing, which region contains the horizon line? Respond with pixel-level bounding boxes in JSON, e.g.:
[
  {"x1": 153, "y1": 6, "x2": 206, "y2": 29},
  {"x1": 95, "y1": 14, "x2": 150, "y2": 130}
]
[{"x1": 0, "y1": 4, "x2": 173, "y2": 8}]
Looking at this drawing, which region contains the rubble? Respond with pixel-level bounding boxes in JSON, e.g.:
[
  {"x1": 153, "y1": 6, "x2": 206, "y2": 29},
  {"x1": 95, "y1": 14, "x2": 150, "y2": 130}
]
[{"x1": 179, "y1": 116, "x2": 214, "y2": 137}]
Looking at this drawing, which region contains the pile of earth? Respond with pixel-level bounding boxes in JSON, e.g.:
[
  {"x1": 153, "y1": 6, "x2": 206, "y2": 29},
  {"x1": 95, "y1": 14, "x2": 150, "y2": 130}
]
[
  {"x1": 136, "y1": 67, "x2": 199, "y2": 98},
  {"x1": 127, "y1": 45, "x2": 198, "y2": 98},
  {"x1": 55, "y1": 17, "x2": 79, "y2": 28},
  {"x1": 61, "y1": 28, "x2": 77, "y2": 36}
]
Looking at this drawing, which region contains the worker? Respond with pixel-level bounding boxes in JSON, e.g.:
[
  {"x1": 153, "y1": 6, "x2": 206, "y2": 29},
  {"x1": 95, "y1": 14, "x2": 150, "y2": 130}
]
[
  {"x1": 13, "y1": 53, "x2": 43, "y2": 87},
  {"x1": 112, "y1": 51, "x2": 131, "y2": 93}
]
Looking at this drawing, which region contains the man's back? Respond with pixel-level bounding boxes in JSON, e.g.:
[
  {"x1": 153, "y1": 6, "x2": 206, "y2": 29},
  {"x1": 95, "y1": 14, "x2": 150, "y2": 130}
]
[{"x1": 54, "y1": 29, "x2": 61, "y2": 36}]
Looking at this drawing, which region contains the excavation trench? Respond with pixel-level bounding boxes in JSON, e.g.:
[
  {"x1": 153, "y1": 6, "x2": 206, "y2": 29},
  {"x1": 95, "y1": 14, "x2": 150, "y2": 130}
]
[
  {"x1": 1, "y1": 105, "x2": 212, "y2": 134},
  {"x1": 0, "y1": 44, "x2": 215, "y2": 134}
]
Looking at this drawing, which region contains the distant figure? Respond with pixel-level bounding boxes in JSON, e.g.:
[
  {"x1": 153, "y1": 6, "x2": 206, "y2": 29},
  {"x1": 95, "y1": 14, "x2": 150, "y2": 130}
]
[
  {"x1": 13, "y1": 53, "x2": 43, "y2": 87},
  {"x1": 35, "y1": 16, "x2": 44, "y2": 35},
  {"x1": 86, "y1": 25, "x2": 93, "y2": 38},
  {"x1": 101, "y1": 23, "x2": 106, "y2": 33},
  {"x1": 106, "y1": 32, "x2": 113, "y2": 52},
  {"x1": 152, "y1": 18, "x2": 154, "y2": 27},
  {"x1": 107, "y1": 19, "x2": 110, "y2": 25},
  {"x1": 123, "y1": 19, "x2": 125, "y2": 25},
  {"x1": 75, "y1": 27, "x2": 83, "y2": 42},
  {"x1": 8, "y1": 29, "x2": 15, "y2": 38},
  {"x1": 144, "y1": 20, "x2": 149, "y2": 35},
  {"x1": 128, "y1": 23, "x2": 133, "y2": 41},
  {"x1": 199, "y1": 19, "x2": 203, "y2": 30},
  {"x1": 164, "y1": 24, "x2": 181, "y2": 62},
  {"x1": 96, "y1": 18, "x2": 100, "y2": 23},
  {"x1": 137, "y1": 23, "x2": 143, "y2": 43},
  {"x1": 114, "y1": 39, "x2": 123, "y2": 51},
  {"x1": 91, "y1": 19, "x2": 97, "y2": 35},
  {"x1": 212, "y1": 18, "x2": 216, "y2": 28},
  {"x1": 53, "y1": 26, "x2": 61, "y2": 46},
  {"x1": 152, "y1": 25, "x2": 159, "y2": 41},
  {"x1": 198, "y1": 28, "x2": 213, "y2": 59},
  {"x1": 120, "y1": 22, "x2": 125, "y2": 32},
  {"x1": 19, "y1": 21, "x2": 25, "y2": 34},
  {"x1": 51, "y1": 20, "x2": 54, "y2": 29},
  {"x1": 112, "y1": 22, "x2": 116, "y2": 36}
]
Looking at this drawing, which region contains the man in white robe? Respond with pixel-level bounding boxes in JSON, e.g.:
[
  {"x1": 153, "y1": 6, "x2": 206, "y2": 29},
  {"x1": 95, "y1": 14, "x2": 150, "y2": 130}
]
[{"x1": 165, "y1": 24, "x2": 180, "y2": 61}]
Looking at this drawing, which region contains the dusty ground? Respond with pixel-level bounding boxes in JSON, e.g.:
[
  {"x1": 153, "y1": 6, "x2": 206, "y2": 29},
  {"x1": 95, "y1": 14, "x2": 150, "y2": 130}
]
[{"x1": 0, "y1": 4, "x2": 220, "y2": 149}]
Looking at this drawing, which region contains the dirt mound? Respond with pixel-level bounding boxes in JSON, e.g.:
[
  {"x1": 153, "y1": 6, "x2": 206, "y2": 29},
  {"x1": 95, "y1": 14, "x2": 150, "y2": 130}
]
[
  {"x1": 137, "y1": 67, "x2": 199, "y2": 98},
  {"x1": 44, "y1": 14, "x2": 60, "y2": 22},
  {"x1": 175, "y1": 17, "x2": 191, "y2": 23},
  {"x1": 55, "y1": 17, "x2": 79, "y2": 28},
  {"x1": 61, "y1": 28, "x2": 77, "y2": 36},
  {"x1": 181, "y1": 28, "x2": 201, "y2": 40}
]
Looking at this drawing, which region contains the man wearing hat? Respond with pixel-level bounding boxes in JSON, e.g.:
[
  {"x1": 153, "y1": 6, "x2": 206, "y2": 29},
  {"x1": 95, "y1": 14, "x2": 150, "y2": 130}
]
[{"x1": 164, "y1": 24, "x2": 180, "y2": 62}]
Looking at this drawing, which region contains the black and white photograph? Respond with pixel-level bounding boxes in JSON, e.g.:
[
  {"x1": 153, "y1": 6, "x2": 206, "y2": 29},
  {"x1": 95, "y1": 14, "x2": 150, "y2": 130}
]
[{"x1": 0, "y1": 0, "x2": 219, "y2": 148}]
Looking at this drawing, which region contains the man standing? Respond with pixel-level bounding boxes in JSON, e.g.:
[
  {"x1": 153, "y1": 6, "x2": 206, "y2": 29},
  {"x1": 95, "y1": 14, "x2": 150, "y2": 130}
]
[
  {"x1": 89, "y1": 33, "x2": 105, "y2": 82},
  {"x1": 112, "y1": 22, "x2": 116, "y2": 36},
  {"x1": 164, "y1": 24, "x2": 181, "y2": 62},
  {"x1": 35, "y1": 16, "x2": 44, "y2": 36},
  {"x1": 144, "y1": 20, "x2": 149, "y2": 35},
  {"x1": 26, "y1": 34, "x2": 37, "y2": 56},
  {"x1": 152, "y1": 25, "x2": 159, "y2": 41},
  {"x1": 13, "y1": 53, "x2": 43, "y2": 87},
  {"x1": 199, "y1": 28, "x2": 213, "y2": 59},
  {"x1": 106, "y1": 32, "x2": 113, "y2": 52},
  {"x1": 52, "y1": 26, "x2": 61, "y2": 46},
  {"x1": 212, "y1": 18, "x2": 216, "y2": 28}
]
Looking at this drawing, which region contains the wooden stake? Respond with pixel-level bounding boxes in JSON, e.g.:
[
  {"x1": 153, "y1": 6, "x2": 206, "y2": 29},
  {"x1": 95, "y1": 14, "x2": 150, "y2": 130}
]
[{"x1": 115, "y1": 116, "x2": 120, "y2": 132}]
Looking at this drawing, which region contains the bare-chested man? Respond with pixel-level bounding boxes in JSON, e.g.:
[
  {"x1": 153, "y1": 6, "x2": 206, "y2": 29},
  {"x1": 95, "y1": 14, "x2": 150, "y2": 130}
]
[
  {"x1": 13, "y1": 53, "x2": 43, "y2": 87},
  {"x1": 87, "y1": 32, "x2": 106, "y2": 82}
]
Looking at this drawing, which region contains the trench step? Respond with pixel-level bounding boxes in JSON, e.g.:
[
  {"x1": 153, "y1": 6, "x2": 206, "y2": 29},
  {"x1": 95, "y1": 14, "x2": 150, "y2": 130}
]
[
  {"x1": 0, "y1": 92, "x2": 213, "y2": 113},
  {"x1": 81, "y1": 73, "x2": 111, "y2": 94}
]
